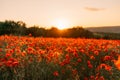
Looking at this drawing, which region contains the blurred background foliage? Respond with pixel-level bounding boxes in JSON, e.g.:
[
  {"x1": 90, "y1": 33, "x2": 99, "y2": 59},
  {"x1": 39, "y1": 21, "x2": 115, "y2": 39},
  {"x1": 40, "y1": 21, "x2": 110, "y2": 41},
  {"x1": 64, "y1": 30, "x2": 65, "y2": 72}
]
[{"x1": 0, "y1": 20, "x2": 120, "y2": 39}]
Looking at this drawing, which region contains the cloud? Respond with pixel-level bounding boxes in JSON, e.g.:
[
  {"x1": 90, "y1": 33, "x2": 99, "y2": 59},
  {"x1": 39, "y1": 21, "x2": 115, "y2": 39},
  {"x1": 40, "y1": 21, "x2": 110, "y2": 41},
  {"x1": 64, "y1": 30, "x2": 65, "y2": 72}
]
[{"x1": 84, "y1": 7, "x2": 105, "y2": 11}]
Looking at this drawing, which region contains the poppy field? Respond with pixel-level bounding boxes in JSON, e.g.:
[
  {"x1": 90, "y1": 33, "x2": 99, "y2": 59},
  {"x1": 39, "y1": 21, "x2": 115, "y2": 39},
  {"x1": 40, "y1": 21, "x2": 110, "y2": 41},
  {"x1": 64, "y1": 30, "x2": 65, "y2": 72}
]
[{"x1": 0, "y1": 35, "x2": 120, "y2": 80}]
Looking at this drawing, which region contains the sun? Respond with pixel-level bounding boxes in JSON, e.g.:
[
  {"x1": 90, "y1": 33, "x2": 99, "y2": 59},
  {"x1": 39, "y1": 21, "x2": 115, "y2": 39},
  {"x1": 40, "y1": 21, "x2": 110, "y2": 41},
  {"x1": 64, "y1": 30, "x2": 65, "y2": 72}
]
[{"x1": 52, "y1": 19, "x2": 69, "y2": 30}]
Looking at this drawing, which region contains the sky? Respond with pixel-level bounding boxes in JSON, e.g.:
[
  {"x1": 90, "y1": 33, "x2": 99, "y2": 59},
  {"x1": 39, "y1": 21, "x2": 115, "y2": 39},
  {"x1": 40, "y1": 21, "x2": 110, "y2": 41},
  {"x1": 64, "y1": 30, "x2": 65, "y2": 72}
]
[{"x1": 0, "y1": 0, "x2": 120, "y2": 28}]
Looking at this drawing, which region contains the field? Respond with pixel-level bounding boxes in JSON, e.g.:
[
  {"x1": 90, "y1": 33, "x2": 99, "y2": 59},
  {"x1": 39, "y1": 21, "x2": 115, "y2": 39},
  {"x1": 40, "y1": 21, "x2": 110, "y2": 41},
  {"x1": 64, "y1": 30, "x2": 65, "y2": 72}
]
[{"x1": 0, "y1": 35, "x2": 120, "y2": 80}]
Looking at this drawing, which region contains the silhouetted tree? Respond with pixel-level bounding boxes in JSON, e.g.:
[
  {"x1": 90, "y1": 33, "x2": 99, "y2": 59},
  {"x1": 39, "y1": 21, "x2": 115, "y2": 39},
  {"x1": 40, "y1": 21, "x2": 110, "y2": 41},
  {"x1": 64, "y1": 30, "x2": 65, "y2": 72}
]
[
  {"x1": 1, "y1": 20, "x2": 120, "y2": 39},
  {"x1": 27, "y1": 26, "x2": 40, "y2": 37},
  {"x1": 46, "y1": 27, "x2": 60, "y2": 37},
  {"x1": 0, "y1": 20, "x2": 27, "y2": 35}
]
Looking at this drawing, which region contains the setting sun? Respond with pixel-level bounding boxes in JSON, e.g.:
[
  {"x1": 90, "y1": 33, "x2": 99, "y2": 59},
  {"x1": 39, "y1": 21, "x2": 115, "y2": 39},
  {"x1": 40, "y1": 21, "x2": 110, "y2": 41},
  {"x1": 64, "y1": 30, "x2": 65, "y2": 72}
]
[{"x1": 52, "y1": 19, "x2": 69, "y2": 30}]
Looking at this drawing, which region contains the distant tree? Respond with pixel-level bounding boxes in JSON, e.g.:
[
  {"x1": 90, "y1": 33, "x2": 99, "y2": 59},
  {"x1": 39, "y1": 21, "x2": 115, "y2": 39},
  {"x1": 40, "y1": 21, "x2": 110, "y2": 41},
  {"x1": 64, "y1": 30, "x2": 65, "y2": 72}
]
[
  {"x1": 0, "y1": 20, "x2": 101, "y2": 39},
  {"x1": 27, "y1": 26, "x2": 40, "y2": 37},
  {"x1": 61, "y1": 26, "x2": 94, "y2": 38},
  {"x1": 39, "y1": 27, "x2": 46, "y2": 37},
  {"x1": 46, "y1": 27, "x2": 60, "y2": 37},
  {"x1": 0, "y1": 20, "x2": 27, "y2": 35},
  {"x1": 16, "y1": 21, "x2": 27, "y2": 35}
]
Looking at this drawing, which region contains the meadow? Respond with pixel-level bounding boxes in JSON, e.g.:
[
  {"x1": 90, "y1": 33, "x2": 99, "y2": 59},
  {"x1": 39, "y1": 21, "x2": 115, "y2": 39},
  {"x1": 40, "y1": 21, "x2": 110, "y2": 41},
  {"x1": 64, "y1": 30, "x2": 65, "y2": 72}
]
[{"x1": 0, "y1": 35, "x2": 120, "y2": 80}]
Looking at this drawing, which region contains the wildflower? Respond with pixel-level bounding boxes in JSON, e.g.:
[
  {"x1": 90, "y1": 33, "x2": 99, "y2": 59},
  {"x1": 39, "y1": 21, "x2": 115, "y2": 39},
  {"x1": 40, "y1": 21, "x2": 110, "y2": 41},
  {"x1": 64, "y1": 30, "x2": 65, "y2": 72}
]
[
  {"x1": 59, "y1": 62, "x2": 65, "y2": 66},
  {"x1": 5, "y1": 53, "x2": 11, "y2": 57},
  {"x1": 0, "y1": 62, "x2": 3, "y2": 67},
  {"x1": 80, "y1": 49, "x2": 85, "y2": 53},
  {"x1": 29, "y1": 33, "x2": 32, "y2": 37},
  {"x1": 77, "y1": 58, "x2": 82, "y2": 62},
  {"x1": 115, "y1": 56, "x2": 120, "y2": 70},
  {"x1": 73, "y1": 52, "x2": 78, "y2": 58},
  {"x1": 104, "y1": 55, "x2": 111, "y2": 61},
  {"x1": 72, "y1": 69, "x2": 78, "y2": 75},
  {"x1": 90, "y1": 75, "x2": 94, "y2": 79},
  {"x1": 99, "y1": 76, "x2": 105, "y2": 80},
  {"x1": 0, "y1": 48, "x2": 2, "y2": 52},
  {"x1": 53, "y1": 71, "x2": 59, "y2": 77},
  {"x1": 90, "y1": 55, "x2": 95, "y2": 60},
  {"x1": 84, "y1": 77, "x2": 88, "y2": 80},
  {"x1": 12, "y1": 61, "x2": 19, "y2": 67},
  {"x1": 100, "y1": 64, "x2": 111, "y2": 71},
  {"x1": 88, "y1": 64, "x2": 93, "y2": 68},
  {"x1": 87, "y1": 61, "x2": 93, "y2": 68},
  {"x1": 94, "y1": 50, "x2": 99, "y2": 55},
  {"x1": 5, "y1": 60, "x2": 12, "y2": 67}
]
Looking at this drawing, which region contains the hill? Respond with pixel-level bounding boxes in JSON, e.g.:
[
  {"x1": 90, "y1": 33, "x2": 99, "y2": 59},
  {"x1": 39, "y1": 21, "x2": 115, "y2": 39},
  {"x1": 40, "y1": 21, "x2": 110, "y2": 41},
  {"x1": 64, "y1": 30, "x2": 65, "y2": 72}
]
[{"x1": 85, "y1": 26, "x2": 120, "y2": 33}]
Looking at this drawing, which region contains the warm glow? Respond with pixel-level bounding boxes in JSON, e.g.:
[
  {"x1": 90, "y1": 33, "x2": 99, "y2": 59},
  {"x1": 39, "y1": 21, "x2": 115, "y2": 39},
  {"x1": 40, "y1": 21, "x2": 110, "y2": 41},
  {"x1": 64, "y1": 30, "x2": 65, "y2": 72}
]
[
  {"x1": 52, "y1": 19, "x2": 69, "y2": 30},
  {"x1": 1, "y1": 0, "x2": 120, "y2": 27}
]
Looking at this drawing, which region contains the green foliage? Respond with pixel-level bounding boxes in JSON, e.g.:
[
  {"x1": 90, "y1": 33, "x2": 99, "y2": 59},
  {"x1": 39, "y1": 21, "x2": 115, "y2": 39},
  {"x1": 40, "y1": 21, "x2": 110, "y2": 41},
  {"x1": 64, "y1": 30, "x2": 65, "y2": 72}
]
[
  {"x1": 0, "y1": 20, "x2": 27, "y2": 36},
  {"x1": 0, "y1": 20, "x2": 120, "y2": 39},
  {"x1": 0, "y1": 20, "x2": 94, "y2": 38},
  {"x1": 93, "y1": 32, "x2": 120, "y2": 40}
]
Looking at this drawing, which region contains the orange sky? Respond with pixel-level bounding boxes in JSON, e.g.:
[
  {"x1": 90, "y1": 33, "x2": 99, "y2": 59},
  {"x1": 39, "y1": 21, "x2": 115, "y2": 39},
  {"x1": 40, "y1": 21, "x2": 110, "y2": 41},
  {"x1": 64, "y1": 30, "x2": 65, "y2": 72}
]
[{"x1": 0, "y1": 0, "x2": 120, "y2": 28}]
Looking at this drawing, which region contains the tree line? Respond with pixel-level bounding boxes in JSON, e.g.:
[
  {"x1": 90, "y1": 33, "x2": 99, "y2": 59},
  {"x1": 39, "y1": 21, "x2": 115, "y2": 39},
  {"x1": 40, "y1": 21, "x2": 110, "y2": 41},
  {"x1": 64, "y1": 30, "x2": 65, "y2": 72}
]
[
  {"x1": 0, "y1": 20, "x2": 94, "y2": 38},
  {"x1": 0, "y1": 20, "x2": 120, "y2": 39}
]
